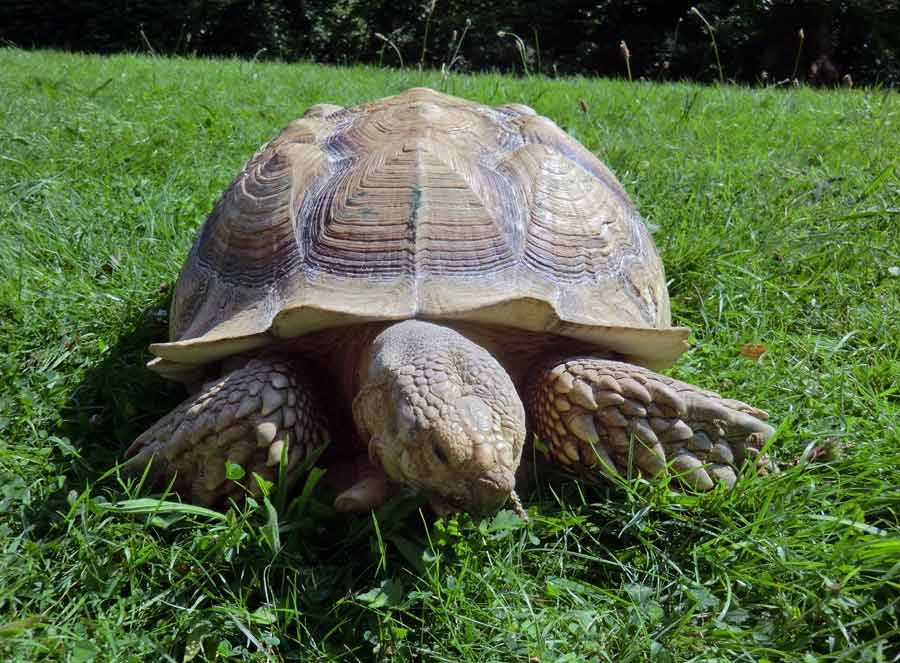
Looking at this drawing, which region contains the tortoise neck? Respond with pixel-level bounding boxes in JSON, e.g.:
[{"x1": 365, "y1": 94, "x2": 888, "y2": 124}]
[
  {"x1": 337, "y1": 324, "x2": 385, "y2": 403},
  {"x1": 274, "y1": 323, "x2": 386, "y2": 405}
]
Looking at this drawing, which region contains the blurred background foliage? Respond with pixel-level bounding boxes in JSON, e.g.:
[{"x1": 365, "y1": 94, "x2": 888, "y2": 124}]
[{"x1": 1, "y1": 0, "x2": 898, "y2": 85}]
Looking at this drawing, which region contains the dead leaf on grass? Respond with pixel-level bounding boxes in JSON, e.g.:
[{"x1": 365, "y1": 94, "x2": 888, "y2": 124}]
[{"x1": 739, "y1": 343, "x2": 767, "y2": 361}]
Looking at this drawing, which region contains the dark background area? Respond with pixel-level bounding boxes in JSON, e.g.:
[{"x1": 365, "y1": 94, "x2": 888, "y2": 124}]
[{"x1": 2, "y1": 0, "x2": 899, "y2": 86}]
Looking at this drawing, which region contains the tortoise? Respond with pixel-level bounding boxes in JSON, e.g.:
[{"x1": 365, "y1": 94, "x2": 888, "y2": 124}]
[{"x1": 126, "y1": 87, "x2": 774, "y2": 515}]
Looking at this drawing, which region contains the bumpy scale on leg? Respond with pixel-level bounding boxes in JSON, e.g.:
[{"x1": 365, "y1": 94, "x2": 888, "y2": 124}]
[
  {"x1": 126, "y1": 358, "x2": 330, "y2": 506},
  {"x1": 525, "y1": 357, "x2": 774, "y2": 489}
]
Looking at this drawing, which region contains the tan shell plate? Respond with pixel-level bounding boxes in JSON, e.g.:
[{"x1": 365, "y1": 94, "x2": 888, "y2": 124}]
[{"x1": 151, "y1": 88, "x2": 689, "y2": 375}]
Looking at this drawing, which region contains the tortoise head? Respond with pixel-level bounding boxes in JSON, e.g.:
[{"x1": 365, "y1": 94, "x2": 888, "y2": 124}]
[{"x1": 353, "y1": 321, "x2": 525, "y2": 515}]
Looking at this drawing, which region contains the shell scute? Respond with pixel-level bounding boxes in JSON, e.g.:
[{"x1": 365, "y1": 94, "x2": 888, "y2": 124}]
[{"x1": 153, "y1": 88, "x2": 687, "y2": 374}]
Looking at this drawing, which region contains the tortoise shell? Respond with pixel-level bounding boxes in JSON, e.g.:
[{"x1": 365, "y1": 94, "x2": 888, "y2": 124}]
[{"x1": 150, "y1": 88, "x2": 688, "y2": 376}]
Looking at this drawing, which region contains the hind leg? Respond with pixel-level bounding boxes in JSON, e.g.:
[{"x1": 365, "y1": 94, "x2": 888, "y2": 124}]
[
  {"x1": 126, "y1": 358, "x2": 331, "y2": 506},
  {"x1": 525, "y1": 357, "x2": 774, "y2": 489}
]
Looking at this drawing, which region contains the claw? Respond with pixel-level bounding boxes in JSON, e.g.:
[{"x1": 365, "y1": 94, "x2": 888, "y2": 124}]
[
  {"x1": 671, "y1": 453, "x2": 714, "y2": 490},
  {"x1": 711, "y1": 442, "x2": 734, "y2": 465},
  {"x1": 742, "y1": 446, "x2": 776, "y2": 474},
  {"x1": 633, "y1": 439, "x2": 667, "y2": 477},
  {"x1": 256, "y1": 421, "x2": 278, "y2": 446},
  {"x1": 727, "y1": 411, "x2": 775, "y2": 439},
  {"x1": 334, "y1": 475, "x2": 390, "y2": 512},
  {"x1": 629, "y1": 417, "x2": 660, "y2": 446},
  {"x1": 709, "y1": 463, "x2": 737, "y2": 488},
  {"x1": 270, "y1": 372, "x2": 290, "y2": 389},
  {"x1": 266, "y1": 438, "x2": 285, "y2": 466}
]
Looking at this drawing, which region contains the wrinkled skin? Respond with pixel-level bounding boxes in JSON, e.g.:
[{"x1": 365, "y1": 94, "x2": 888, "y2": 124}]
[{"x1": 353, "y1": 321, "x2": 526, "y2": 515}]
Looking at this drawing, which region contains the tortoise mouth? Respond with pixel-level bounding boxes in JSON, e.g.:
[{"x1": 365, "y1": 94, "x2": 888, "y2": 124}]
[
  {"x1": 475, "y1": 469, "x2": 514, "y2": 495},
  {"x1": 429, "y1": 470, "x2": 514, "y2": 517}
]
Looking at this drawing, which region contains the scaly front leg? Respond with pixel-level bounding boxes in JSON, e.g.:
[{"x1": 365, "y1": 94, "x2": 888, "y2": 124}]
[
  {"x1": 525, "y1": 357, "x2": 774, "y2": 489},
  {"x1": 126, "y1": 358, "x2": 331, "y2": 506}
]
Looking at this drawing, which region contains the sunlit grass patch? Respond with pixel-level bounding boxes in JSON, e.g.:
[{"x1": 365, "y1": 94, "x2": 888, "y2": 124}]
[{"x1": 0, "y1": 48, "x2": 898, "y2": 661}]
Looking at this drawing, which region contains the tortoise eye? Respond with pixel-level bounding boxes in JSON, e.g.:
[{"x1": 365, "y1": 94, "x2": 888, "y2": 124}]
[{"x1": 432, "y1": 439, "x2": 449, "y2": 464}]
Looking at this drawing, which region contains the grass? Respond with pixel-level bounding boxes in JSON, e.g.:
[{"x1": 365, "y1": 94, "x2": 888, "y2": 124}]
[{"x1": 0, "y1": 48, "x2": 898, "y2": 662}]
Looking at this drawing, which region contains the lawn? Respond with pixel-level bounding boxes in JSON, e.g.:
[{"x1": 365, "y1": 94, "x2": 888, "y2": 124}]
[{"x1": 0, "y1": 48, "x2": 898, "y2": 662}]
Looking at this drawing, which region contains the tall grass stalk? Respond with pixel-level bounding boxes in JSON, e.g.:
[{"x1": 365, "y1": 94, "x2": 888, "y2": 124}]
[
  {"x1": 690, "y1": 6, "x2": 724, "y2": 84},
  {"x1": 375, "y1": 32, "x2": 404, "y2": 68},
  {"x1": 419, "y1": 0, "x2": 438, "y2": 71},
  {"x1": 138, "y1": 24, "x2": 157, "y2": 56},
  {"x1": 792, "y1": 27, "x2": 805, "y2": 81},
  {"x1": 620, "y1": 40, "x2": 632, "y2": 82},
  {"x1": 497, "y1": 30, "x2": 530, "y2": 76},
  {"x1": 441, "y1": 18, "x2": 471, "y2": 83}
]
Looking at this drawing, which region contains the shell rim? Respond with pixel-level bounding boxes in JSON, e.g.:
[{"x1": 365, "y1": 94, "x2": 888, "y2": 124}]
[{"x1": 149, "y1": 299, "x2": 691, "y2": 380}]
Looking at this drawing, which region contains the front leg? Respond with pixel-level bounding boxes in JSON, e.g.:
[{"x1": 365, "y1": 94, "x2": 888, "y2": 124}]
[
  {"x1": 126, "y1": 358, "x2": 331, "y2": 506},
  {"x1": 524, "y1": 357, "x2": 775, "y2": 489}
]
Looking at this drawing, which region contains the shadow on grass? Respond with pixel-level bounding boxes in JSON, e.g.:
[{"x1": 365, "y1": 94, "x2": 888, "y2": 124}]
[
  {"x1": 49, "y1": 290, "x2": 438, "y2": 550},
  {"x1": 12, "y1": 294, "x2": 183, "y2": 539},
  {"x1": 60, "y1": 293, "x2": 184, "y2": 490}
]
